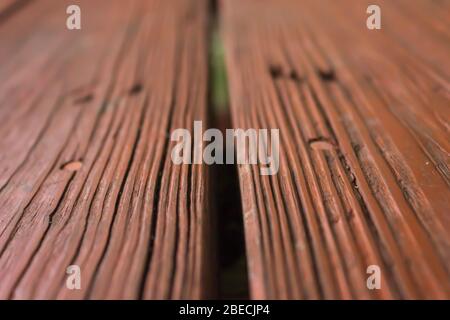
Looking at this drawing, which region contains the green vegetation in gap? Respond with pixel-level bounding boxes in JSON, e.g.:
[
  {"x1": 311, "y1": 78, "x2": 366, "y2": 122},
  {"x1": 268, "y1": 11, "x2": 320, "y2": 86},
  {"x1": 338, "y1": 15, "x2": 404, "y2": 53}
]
[{"x1": 210, "y1": 29, "x2": 229, "y2": 112}]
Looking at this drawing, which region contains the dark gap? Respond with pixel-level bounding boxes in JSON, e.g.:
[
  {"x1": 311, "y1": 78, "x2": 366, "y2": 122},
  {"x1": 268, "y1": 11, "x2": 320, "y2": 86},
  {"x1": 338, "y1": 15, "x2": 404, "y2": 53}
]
[
  {"x1": 209, "y1": 113, "x2": 249, "y2": 300},
  {"x1": 208, "y1": 0, "x2": 249, "y2": 299},
  {"x1": 210, "y1": 0, "x2": 218, "y2": 17}
]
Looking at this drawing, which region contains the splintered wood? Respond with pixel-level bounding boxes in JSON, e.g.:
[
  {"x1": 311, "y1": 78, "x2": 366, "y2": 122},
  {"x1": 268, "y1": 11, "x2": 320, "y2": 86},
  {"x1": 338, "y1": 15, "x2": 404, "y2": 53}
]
[
  {"x1": 0, "y1": 0, "x2": 212, "y2": 299},
  {"x1": 222, "y1": 0, "x2": 450, "y2": 299}
]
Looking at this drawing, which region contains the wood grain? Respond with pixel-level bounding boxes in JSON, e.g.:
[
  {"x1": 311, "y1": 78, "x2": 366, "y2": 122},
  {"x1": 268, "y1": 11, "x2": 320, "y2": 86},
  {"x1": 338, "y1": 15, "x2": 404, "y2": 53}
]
[
  {"x1": 222, "y1": 0, "x2": 450, "y2": 299},
  {"x1": 0, "y1": 0, "x2": 212, "y2": 299},
  {"x1": 0, "y1": 0, "x2": 448, "y2": 301}
]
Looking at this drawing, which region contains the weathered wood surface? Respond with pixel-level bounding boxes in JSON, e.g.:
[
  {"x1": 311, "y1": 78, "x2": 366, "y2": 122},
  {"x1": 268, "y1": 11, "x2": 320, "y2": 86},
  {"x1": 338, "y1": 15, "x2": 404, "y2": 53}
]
[
  {"x1": 0, "y1": 0, "x2": 212, "y2": 299},
  {"x1": 0, "y1": 0, "x2": 21, "y2": 13},
  {"x1": 0, "y1": 0, "x2": 449, "y2": 301},
  {"x1": 223, "y1": 0, "x2": 450, "y2": 299}
]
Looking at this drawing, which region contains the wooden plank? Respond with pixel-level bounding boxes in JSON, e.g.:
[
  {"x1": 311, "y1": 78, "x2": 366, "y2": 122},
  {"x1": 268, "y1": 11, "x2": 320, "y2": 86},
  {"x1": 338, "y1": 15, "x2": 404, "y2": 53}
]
[
  {"x1": 222, "y1": 0, "x2": 450, "y2": 299},
  {"x1": 0, "y1": 0, "x2": 212, "y2": 299},
  {"x1": 0, "y1": 0, "x2": 24, "y2": 14}
]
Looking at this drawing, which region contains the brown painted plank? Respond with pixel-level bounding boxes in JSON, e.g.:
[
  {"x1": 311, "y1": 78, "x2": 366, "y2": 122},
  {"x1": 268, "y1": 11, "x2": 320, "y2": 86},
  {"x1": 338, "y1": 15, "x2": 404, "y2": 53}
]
[
  {"x1": 0, "y1": 0, "x2": 212, "y2": 299},
  {"x1": 222, "y1": 0, "x2": 450, "y2": 299},
  {"x1": 0, "y1": 0, "x2": 23, "y2": 14}
]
